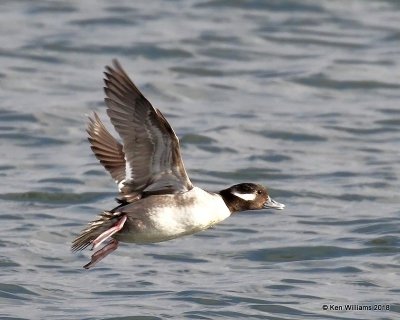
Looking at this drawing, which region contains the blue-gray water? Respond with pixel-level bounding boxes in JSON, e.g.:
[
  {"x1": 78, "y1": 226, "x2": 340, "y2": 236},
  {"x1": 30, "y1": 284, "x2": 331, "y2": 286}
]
[{"x1": 1, "y1": 1, "x2": 399, "y2": 319}]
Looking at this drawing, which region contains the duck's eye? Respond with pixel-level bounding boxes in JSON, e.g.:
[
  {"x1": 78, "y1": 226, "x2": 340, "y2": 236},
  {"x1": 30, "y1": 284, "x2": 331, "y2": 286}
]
[{"x1": 257, "y1": 190, "x2": 262, "y2": 195}]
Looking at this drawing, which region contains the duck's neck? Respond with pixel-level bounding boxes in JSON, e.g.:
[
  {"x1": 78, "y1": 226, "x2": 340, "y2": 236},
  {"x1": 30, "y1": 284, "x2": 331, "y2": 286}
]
[{"x1": 218, "y1": 189, "x2": 240, "y2": 213}]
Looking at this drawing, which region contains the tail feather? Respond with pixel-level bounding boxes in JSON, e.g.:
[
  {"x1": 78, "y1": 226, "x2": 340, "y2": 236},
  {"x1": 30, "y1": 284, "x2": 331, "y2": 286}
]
[{"x1": 71, "y1": 211, "x2": 122, "y2": 252}]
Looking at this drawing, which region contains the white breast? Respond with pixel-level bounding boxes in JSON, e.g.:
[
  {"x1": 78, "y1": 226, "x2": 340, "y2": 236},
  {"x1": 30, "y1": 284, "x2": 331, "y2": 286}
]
[{"x1": 123, "y1": 187, "x2": 231, "y2": 244}]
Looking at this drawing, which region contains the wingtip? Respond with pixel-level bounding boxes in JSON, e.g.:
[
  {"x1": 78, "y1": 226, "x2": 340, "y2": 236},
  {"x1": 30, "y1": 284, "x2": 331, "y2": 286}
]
[
  {"x1": 105, "y1": 59, "x2": 121, "y2": 74},
  {"x1": 112, "y1": 58, "x2": 121, "y2": 69},
  {"x1": 88, "y1": 111, "x2": 99, "y2": 119},
  {"x1": 86, "y1": 111, "x2": 98, "y2": 130}
]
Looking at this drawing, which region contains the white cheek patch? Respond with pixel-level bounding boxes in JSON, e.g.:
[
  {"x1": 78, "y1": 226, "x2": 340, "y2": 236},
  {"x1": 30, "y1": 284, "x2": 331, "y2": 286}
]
[{"x1": 232, "y1": 192, "x2": 256, "y2": 201}]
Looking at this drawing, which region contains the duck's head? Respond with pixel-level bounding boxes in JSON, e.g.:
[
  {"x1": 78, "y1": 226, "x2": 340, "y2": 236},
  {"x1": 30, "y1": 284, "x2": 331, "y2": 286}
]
[{"x1": 220, "y1": 183, "x2": 285, "y2": 213}]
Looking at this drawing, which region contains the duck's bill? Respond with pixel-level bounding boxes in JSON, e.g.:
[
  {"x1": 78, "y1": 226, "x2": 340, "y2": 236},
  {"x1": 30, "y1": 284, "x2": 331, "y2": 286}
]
[{"x1": 263, "y1": 197, "x2": 285, "y2": 210}]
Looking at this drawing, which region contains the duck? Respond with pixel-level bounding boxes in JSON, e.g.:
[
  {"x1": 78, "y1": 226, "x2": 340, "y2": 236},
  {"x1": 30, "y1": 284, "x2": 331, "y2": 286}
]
[{"x1": 72, "y1": 60, "x2": 285, "y2": 269}]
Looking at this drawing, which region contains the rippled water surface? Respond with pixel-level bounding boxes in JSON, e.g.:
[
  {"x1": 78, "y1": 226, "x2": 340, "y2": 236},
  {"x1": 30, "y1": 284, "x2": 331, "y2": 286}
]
[{"x1": 1, "y1": 1, "x2": 399, "y2": 319}]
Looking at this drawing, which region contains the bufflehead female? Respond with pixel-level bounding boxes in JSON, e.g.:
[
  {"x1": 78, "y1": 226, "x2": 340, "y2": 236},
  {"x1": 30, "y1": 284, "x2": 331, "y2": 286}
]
[{"x1": 72, "y1": 60, "x2": 285, "y2": 269}]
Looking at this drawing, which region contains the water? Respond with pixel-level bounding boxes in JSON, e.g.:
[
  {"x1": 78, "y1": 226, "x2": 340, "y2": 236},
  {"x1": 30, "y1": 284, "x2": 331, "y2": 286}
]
[{"x1": 1, "y1": 0, "x2": 399, "y2": 319}]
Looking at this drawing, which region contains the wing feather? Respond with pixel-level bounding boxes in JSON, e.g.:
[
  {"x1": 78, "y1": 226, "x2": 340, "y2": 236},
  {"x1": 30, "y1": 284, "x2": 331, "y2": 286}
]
[
  {"x1": 103, "y1": 59, "x2": 193, "y2": 195},
  {"x1": 87, "y1": 112, "x2": 126, "y2": 184}
]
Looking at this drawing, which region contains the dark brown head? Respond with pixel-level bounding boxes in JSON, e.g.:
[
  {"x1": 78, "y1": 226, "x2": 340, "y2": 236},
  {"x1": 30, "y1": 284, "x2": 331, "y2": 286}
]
[{"x1": 219, "y1": 183, "x2": 285, "y2": 213}]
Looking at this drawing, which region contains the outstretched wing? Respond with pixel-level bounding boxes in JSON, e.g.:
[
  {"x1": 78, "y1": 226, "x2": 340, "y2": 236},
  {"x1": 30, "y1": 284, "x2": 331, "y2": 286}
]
[
  {"x1": 103, "y1": 59, "x2": 193, "y2": 195},
  {"x1": 87, "y1": 112, "x2": 126, "y2": 185}
]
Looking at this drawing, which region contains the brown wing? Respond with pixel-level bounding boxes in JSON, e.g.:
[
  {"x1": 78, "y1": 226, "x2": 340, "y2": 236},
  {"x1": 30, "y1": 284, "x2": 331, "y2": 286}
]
[
  {"x1": 103, "y1": 59, "x2": 193, "y2": 194},
  {"x1": 87, "y1": 112, "x2": 126, "y2": 184}
]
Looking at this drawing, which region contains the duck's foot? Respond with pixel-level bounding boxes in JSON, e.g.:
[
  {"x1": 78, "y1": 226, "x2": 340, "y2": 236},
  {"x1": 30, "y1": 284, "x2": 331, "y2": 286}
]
[
  {"x1": 83, "y1": 239, "x2": 119, "y2": 269},
  {"x1": 91, "y1": 215, "x2": 127, "y2": 250},
  {"x1": 82, "y1": 215, "x2": 127, "y2": 269}
]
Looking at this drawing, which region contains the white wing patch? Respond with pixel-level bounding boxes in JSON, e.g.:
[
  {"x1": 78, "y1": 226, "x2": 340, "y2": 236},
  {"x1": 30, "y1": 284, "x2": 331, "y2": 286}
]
[
  {"x1": 125, "y1": 155, "x2": 132, "y2": 181},
  {"x1": 232, "y1": 192, "x2": 256, "y2": 201},
  {"x1": 118, "y1": 179, "x2": 125, "y2": 192},
  {"x1": 116, "y1": 155, "x2": 132, "y2": 192}
]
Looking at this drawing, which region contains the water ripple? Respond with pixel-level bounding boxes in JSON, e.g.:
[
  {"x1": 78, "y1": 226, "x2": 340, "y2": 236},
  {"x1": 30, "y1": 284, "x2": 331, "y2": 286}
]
[{"x1": 0, "y1": 192, "x2": 111, "y2": 204}]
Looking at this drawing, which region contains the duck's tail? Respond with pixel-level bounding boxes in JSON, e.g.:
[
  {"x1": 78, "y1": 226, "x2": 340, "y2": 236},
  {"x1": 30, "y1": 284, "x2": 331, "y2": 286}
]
[{"x1": 71, "y1": 211, "x2": 124, "y2": 252}]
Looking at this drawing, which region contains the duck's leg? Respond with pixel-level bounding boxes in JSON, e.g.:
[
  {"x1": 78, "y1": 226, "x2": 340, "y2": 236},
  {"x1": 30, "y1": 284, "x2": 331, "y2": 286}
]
[
  {"x1": 91, "y1": 215, "x2": 127, "y2": 250},
  {"x1": 82, "y1": 215, "x2": 127, "y2": 269},
  {"x1": 83, "y1": 239, "x2": 119, "y2": 269}
]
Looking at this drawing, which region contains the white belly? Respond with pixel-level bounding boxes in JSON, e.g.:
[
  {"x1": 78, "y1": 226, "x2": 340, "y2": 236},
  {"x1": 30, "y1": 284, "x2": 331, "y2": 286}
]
[{"x1": 116, "y1": 187, "x2": 231, "y2": 244}]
